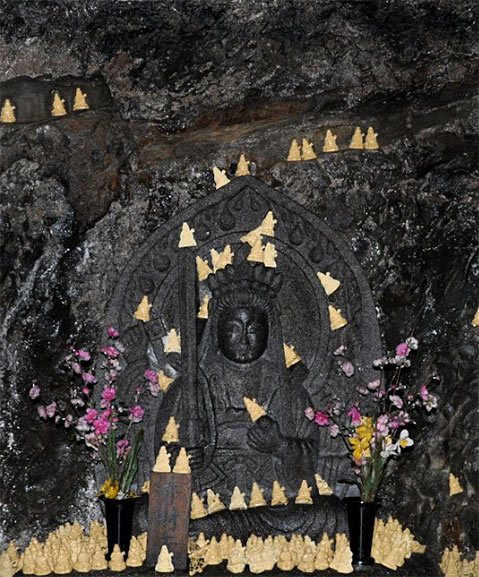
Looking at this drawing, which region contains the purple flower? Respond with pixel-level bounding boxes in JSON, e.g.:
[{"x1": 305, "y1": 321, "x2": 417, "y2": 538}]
[
  {"x1": 46, "y1": 402, "x2": 57, "y2": 418},
  {"x1": 29, "y1": 384, "x2": 41, "y2": 400},
  {"x1": 340, "y1": 361, "x2": 355, "y2": 377},
  {"x1": 144, "y1": 369, "x2": 158, "y2": 384},
  {"x1": 129, "y1": 405, "x2": 145, "y2": 423},
  {"x1": 314, "y1": 411, "x2": 330, "y2": 426},
  {"x1": 107, "y1": 326, "x2": 120, "y2": 338},
  {"x1": 37, "y1": 405, "x2": 47, "y2": 420},
  {"x1": 81, "y1": 372, "x2": 97, "y2": 384},
  {"x1": 304, "y1": 407, "x2": 315, "y2": 421},
  {"x1": 389, "y1": 395, "x2": 403, "y2": 409},
  {"x1": 347, "y1": 406, "x2": 362, "y2": 427},
  {"x1": 76, "y1": 349, "x2": 91, "y2": 361}
]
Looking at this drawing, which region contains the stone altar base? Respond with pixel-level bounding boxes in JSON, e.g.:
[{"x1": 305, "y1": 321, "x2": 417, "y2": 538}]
[{"x1": 53, "y1": 553, "x2": 437, "y2": 576}]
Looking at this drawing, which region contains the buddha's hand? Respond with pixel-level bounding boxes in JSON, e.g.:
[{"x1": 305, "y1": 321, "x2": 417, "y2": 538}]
[
  {"x1": 247, "y1": 416, "x2": 283, "y2": 455},
  {"x1": 187, "y1": 447, "x2": 204, "y2": 470}
]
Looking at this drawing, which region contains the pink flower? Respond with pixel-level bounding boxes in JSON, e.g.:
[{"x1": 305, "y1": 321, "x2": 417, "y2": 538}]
[
  {"x1": 101, "y1": 387, "x2": 116, "y2": 402},
  {"x1": 29, "y1": 384, "x2": 41, "y2": 400},
  {"x1": 71, "y1": 362, "x2": 82, "y2": 374},
  {"x1": 367, "y1": 379, "x2": 381, "y2": 390},
  {"x1": 71, "y1": 397, "x2": 85, "y2": 408},
  {"x1": 149, "y1": 383, "x2": 160, "y2": 397},
  {"x1": 395, "y1": 343, "x2": 411, "y2": 357},
  {"x1": 84, "y1": 433, "x2": 99, "y2": 449},
  {"x1": 82, "y1": 372, "x2": 97, "y2": 384},
  {"x1": 93, "y1": 418, "x2": 110, "y2": 435},
  {"x1": 389, "y1": 395, "x2": 403, "y2": 409},
  {"x1": 425, "y1": 394, "x2": 438, "y2": 412},
  {"x1": 304, "y1": 407, "x2": 315, "y2": 421},
  {"x1": 117, "y1": 439, "x2": 130, "y2": 457},
  {"x1": 100, "y1": 346, "x2": 120, "y2": 358},
  {"x1": 347, "y1": 406, "x2": 361, "y2": 426},
  {"x1": 340, "y1": 361, "x2": 355, "y2": 377},
  {"x1": 129, "y1": 405, "x2": 145, "y2": 423},
  {"x1": 329, "y1": 424, "x2": 340, "y2": 438},
  {"x1": 373, "y1": 357, "x2": 387, "y2": 368},
  {"x1": 389, "y1": 419, "x2": 399, "y2": 430},
  {"x1": 85, "y1": 408, "x2": 98, "y2": 424},
  {"x1": 356, "y1": 387, "x2": 369, "y2": 396},
  {"x1": 82, "y1": 387, "x2": 90, "y2": 395},
  {"x1": 420, "y1": 385, "x2": 429, "y2": 401},
  {"x1": 46, "y1": 402, "x2": 57, "y2": 418},
  {"x1": 333, "y1": 345, "x2": 346, "y2": 356},
  {"x1": 76, "y1": 417, "x2": 90, "y2": 433},
  {"x1": 37, "y1": 405, "x2": 47, "y2": 420},
  {"x1": 64, "y1": 414, "x2": 73, "y2": 428},
  {"x1": 144, "y1": 369, "x2": 158, "y2": 384},
  {"x1": 107, "y1": 326, "x2": 120, "y2": 338},
  {"x1": 314, "y1": 411, "x2": 330, "y2": 426},
  {"x1": 76, "y1": 349, "x2": 91, "y2": 361},
  {"x1": 376, "y1": 414, "x2": 389, "y2": 435}
]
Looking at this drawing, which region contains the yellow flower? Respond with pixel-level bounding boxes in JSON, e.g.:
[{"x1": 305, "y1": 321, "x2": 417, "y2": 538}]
[
  {"x1": 349, "y1": 436, "x2": 371, "y2": 461},
  {"x1": 100, "y1": 478, "x2": 120, "y2": 499},
  {"x1": 356, "y1": 418, "x2": 374, "y2": 443}
]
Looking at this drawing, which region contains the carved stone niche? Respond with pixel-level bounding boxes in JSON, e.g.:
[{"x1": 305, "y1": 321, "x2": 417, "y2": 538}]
[{"x1": 106, "y1": 176, "x2": 382, "y2": 539}]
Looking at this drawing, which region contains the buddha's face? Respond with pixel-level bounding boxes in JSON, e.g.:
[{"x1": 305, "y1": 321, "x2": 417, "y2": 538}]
[{"x1": 217, "y1": 307, "x2": 268, "y2": 364}]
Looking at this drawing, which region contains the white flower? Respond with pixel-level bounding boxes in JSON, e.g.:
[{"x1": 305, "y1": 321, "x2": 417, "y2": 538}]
[
  {"x1": 406, "y1": 336, "x2": 419, "y2": 350},
  {"x1": 398, "y1": 429, "x2": 414, "y2": 449},
  {"x1": 380, "y1": 441, "x2": 399, "y2": 459}
]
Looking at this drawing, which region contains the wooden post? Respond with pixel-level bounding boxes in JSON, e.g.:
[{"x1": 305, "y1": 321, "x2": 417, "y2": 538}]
[{"x1": 146, "y1": 471, "x2": 192, "y2": 569}]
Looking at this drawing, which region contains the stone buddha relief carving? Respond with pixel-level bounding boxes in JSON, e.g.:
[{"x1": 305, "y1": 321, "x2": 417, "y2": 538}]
[{"x1": 106, "y1": 176, "x2": 382, "y2": 537}]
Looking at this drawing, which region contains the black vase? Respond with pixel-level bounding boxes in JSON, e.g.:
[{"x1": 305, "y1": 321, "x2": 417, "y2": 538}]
[
  {"x1": 102, "y1": 497, "x2": 136, "y2": 559},
  {"x1": 345, "y1": 497, "x2": 379, "y2": 566}
]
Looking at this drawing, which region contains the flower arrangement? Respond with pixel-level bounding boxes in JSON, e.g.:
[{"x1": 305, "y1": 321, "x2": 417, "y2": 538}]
[
  {"x1": 306, "y1": 336, "x2": 439, "y2": 502},
  {"x1": 29, "y1": 327, "x2": 160, "y2": 500}
]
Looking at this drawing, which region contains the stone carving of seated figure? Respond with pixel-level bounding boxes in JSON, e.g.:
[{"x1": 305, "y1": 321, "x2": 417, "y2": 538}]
[{"x1": 154, "y1": 259, "x2": 347, "y2": 540}]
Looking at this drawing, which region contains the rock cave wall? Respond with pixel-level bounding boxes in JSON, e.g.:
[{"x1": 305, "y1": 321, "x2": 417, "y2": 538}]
[{"x1": 0, "y1": 1, "x2": 477, "y2": 573}]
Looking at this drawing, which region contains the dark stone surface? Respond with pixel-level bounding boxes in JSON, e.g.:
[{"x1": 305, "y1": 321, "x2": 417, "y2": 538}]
[{"x1": 0, "y1": 1, "x2": 477, "y2": 575}]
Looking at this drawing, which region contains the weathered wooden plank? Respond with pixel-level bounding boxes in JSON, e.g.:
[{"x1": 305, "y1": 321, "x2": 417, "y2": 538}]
[{"x1": 146, "y1": 470, "x2": 192, "y2": 570}]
